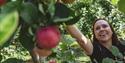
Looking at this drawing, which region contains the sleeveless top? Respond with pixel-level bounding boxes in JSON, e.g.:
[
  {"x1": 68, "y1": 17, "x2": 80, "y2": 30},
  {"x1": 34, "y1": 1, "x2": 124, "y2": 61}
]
[{"x1": 90, "y1": 42, "x2": 125, "y2": 63}]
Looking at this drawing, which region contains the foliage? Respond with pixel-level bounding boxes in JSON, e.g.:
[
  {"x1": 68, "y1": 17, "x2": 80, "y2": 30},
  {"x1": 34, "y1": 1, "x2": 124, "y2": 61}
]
[
  {"x1": 0, "y1": 35, "x2": 30, "y2": 62},
  {"x1": 0, "y1": 0, "x2": 125, "y2": 63},
  {"x1": 118, "y1": 0, "x2": 125, "y2": 14},
  {"x1": 102, "y1": 46, "x2": 124, "y2": 63},
  {"x1": 70, "y1": 0, "x2": 125, "y2": 39},
  {"x1": 49, "y1": 35, "x2": 90, "y2": 63},
  {"x1": 0, "y1": 11, "x2": 19, "y2": 47}
]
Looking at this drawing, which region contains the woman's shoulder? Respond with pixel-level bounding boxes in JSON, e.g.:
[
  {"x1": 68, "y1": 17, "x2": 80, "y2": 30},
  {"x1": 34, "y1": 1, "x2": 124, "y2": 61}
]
[{"x1": 116, "y1": 42, "x2": 125, "y2": 55}]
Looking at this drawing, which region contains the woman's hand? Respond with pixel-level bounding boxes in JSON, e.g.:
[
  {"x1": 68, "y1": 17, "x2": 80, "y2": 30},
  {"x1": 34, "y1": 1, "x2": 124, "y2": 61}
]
[{"x1": 33, "y1": 47, "x2": 52, "y2": 57}]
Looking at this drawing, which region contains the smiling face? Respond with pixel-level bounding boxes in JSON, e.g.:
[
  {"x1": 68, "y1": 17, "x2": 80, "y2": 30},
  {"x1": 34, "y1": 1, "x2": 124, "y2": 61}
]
[{"x1": 93, "y1": 20, "x2": 113, "y2": 42}]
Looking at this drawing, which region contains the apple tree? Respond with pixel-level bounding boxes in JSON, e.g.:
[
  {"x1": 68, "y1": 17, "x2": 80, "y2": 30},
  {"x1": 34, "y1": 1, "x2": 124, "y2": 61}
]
[
  {"x1": 0, "y1": 0, "x2": 82, "y2": 63},
  {"x1": 0, "y1": 0, "x2": 125, "y2": 63}
]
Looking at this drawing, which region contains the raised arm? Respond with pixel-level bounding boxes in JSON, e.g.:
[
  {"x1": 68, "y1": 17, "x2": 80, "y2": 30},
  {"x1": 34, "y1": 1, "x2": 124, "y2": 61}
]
[{"x1": 66, "y1": 24, "x2": 93, "y2": 55}]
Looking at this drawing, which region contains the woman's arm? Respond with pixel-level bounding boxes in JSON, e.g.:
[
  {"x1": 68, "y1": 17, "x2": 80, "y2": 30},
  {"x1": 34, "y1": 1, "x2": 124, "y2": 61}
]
[{"x1": 66, "y1": 24, "x2": 93, "y2": 55}]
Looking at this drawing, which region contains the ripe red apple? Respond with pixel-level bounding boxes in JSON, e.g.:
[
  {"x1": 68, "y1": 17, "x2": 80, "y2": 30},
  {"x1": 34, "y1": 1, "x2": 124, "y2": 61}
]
[
  {"x1": 36, "y1": 25, "x2": 61, "y2": 49},
  {"x1": 0, "y1": 0, "x2": 6, "y2": 6}
]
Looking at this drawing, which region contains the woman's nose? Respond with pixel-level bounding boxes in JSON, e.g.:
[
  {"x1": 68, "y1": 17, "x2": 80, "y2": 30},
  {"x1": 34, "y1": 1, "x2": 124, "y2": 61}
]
[{"x1": 100, "y1": 27, "x2": 105, "y2": 31}]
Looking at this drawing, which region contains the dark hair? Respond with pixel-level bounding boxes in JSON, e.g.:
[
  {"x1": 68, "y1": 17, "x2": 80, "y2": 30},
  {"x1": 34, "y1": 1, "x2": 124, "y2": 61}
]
[{"x1": 92, "y1": 18, "x2": 120, "y2": 45}]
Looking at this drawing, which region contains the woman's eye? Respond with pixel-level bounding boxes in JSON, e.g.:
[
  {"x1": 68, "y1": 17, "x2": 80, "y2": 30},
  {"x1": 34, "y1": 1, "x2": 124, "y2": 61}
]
[
  {"x1": 96, "y1": 27, "x2": 100, "y2": 30},
  {"x1": 102, "y1": 24, "x2": 108, "y2": 28}
]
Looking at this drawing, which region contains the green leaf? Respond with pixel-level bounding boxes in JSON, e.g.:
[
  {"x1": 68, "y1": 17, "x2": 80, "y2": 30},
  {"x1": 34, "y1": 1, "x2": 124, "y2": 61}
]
[
  {"x1": 111, "y1": 0, "x2": 119, "y2": 5},
  {"x1": 0, "y1": 11, "x2": 19, "y2": 47},
  {"x1": 80, "y1": 0, "x2": 93, "y2": 4},
  {"x1": 102, "y1": 58, "x2": 114, "y2": 63},
  {"x1": 38, "y1": 3, "x2": 45, "y2": 15},
  {"x1": 110, "y1": 45, "x2": 124, "y2": 59},
  {"x1": 55, "y1": 3, "x2": 72, "y2": 18},
  {"x1": 48, "y1": 0, "x2": 55, "y2": 18},
  {"x1": 2, "y1": 58, "x2": 24, "y2": 63},
  {"x1": 117, "y1": 52, "x2": 124, "y2": 59},
  {"x1": 0, "y1": 54, "x2": 2, "y2": 61},
  {"x1": 19, "y1": 23, "x2": 34, "y2": 51},
  {"x1": 1, "y1": 1, "x2": 19, "y2": 13},
  {"x1": 110, "y1": 46, "x2": 120, "y2": 57},
  {"x1": 110, "y1": 46, "x2": 124, "y2": 59},
  {"x1": 20, "y1": 2, "x2": 38, "y2": 24},
  {"x1": 53, "y1": 17, "x2": 73, "y2": 23},
  {"x1": 65, "y1": 13, "x2": 82, "y2": 25},
  {"x1": 115, "y1": 60, "x2": 124, "y2": 63},
  {"x1": 118, "y1": 0, "x2": 125, "y2": 13}
]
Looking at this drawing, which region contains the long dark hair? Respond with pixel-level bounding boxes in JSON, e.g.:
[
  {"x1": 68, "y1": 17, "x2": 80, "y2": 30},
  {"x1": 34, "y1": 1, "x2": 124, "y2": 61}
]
[{"x1": 92, "y1": 18, "x2": 120, "y2": 46}]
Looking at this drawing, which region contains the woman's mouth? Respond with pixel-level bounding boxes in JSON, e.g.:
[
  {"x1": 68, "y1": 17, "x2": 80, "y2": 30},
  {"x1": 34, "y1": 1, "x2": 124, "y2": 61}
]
[
  {"x1": 99, "y1": 34, "x2": 106, "y2": 38},
  {"x1": 99, "y1": 31, "x2": 108, "y2": 38}
]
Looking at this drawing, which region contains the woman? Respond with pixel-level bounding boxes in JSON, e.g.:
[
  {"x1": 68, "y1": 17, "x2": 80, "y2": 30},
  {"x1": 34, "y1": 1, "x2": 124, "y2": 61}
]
[{"x1": 66, "y1": 18, "x2": 125, "y2": 63}]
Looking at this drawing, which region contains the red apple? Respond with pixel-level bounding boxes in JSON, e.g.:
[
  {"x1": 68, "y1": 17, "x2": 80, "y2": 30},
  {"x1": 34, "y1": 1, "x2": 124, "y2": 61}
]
[
  {"x1": 0, "y1": 0, "x2": 6, "y2": 6},
  {"x1": 36, "y1": 25, "x2": 61, "y2": 49}
]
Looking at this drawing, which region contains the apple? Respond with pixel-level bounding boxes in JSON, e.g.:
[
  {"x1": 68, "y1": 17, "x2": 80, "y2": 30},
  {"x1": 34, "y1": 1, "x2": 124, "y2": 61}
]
[
  {"x1": 36, "y1": 25, "x2": 61, "y2": 49},
  {"x1": 0, "y1": 0, "x2": 6, "y2": 6}
]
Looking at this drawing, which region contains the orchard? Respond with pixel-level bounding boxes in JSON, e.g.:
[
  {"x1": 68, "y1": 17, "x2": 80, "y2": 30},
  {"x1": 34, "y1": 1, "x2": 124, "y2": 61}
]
[{"x1": 0, "y1": 0, "x2": 125, "y2": 63}]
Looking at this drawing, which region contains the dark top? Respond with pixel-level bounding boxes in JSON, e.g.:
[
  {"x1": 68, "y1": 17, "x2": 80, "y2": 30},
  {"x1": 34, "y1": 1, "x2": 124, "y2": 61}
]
[{"x1": 90, "y1": 42, "x2": 125, "y2": 63}]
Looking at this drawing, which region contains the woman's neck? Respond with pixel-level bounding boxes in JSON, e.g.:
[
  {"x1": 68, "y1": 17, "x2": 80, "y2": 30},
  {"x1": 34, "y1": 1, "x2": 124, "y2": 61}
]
[{"x1": 99, "y1": 39, "x2": 112, "y2": 50}]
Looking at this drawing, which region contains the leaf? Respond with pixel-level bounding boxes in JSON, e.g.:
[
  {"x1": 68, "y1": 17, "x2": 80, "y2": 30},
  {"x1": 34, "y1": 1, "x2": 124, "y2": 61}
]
[
  {"x1": 80, "y1": 0, "x2": 93, "y2": 4},
  {"x1": 48, "y1": 0, "x2": 55, "y2": 18},
  {"x1": 0, "y1": 54, "x2": 2, "y2": 61},
  {"x1": 53, "y1": 17, "x2": 73, "y2": 23},
  {"x1": 110, "y1": 46, "x2": 124, "y2": 59},
  {"x1": 102, "y1": 58, "x2": 114, "y2": 63},
  {"x1": 19, "y1": 23, "x2": 34, "y2": 51},
  {"x1": 53, "y1": 2, "x2": 82, "y2": 25},
  {"x1": 111, "y1": 0, "x2": 119, "y2": 5},
  {"x1": 20, "y1": 2, "x2": 38, "y2": 24},
  {"x1": 0, "y1": 11, "x2": 19, "y2": 47},
  {"x1": 38, "y1": 3, "x2": 45, "y2": 15},
  {"x1": 54, "y1": 3, "x2": 72, "y2": 18},
  {"x1": 115, "y1": 60, "x2": 124, "y2": 63},
  {"x1": 110, "y1": 46, "x2": 120, "y2": 57},
  {"x1": 117, "y1": 52, "x2": 124, "y2": 59},
  {"x1": 118, "y1": 0, "x2": 125, "y2": 13},
  {"x1": 110, "y1": 45, "x2": 124, "y2": 59},
  {"x1": 1, "y1": 1, "x2": 18, "y2": 13},
  {"x1": 65, "y1": 13, "x2": 82, "y2": 25},
  {"x1": 2, "y1": 58, "x2": 24, "y2": 63}
]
